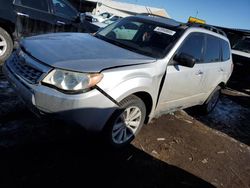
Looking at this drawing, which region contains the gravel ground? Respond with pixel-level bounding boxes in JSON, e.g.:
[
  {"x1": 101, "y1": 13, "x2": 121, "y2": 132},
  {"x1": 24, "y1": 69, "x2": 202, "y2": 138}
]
[{"x1": 0, "y1": 67, "x2": 249, "y2": 188}]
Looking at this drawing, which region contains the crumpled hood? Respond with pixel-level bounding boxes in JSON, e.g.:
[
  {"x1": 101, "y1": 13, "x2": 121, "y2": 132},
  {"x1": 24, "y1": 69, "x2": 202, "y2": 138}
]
[{"x1": 21, "y1": 33, "x2": 156, "y2": 72}]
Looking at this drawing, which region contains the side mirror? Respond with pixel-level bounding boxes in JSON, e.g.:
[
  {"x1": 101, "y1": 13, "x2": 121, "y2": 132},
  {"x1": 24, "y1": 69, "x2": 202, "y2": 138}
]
[
  {"x1": 80, "y1": 13, "x2": 86, "y2": 23},
  {"x1": 173, "y1": 53, "x2": 196, "y2": 68},
  {"x1": 75, "y1": 15, "x2": 81, "y2": 23}
]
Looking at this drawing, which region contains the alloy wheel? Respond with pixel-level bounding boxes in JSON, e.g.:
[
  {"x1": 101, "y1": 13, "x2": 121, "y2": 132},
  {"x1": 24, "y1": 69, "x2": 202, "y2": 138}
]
[
  {"x1": 112, "y1": 106, "x2": 142, "y2": 144},
  {"x1": 0, "y1": 34, "x2": 7, "y2": 57}
]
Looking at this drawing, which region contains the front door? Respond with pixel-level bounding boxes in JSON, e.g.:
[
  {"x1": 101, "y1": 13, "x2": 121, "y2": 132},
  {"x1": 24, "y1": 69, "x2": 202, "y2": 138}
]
[
  {"x1": 157, "y1": 32, "x2": 207, "y2": 113},
  {"x1": 13, "y1": 0, "x2": 55, "y2": 38}
]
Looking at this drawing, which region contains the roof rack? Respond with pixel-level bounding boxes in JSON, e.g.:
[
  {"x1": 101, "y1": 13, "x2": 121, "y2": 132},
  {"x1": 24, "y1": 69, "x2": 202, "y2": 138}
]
[
  {"x1": 186, "y1": 23, "x2": 227, "y2": 37},
  {"x1": 137, "y1": 13, "x2": 227, "y2": 37}
]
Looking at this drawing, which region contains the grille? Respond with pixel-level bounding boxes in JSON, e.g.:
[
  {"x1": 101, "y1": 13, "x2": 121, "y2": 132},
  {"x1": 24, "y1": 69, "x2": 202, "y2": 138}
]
[{"x1": 9, "y1": 53, "x2": 43, "y2": 84}]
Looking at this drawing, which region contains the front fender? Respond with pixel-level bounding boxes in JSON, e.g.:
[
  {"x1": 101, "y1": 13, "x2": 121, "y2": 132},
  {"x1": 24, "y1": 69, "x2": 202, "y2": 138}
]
[
  {"x1": 97, "y1": 66, "x2": 162, "y2": 108},
  {"x1": 109, "y1": 77, "x2": 156, "y2": 103}
]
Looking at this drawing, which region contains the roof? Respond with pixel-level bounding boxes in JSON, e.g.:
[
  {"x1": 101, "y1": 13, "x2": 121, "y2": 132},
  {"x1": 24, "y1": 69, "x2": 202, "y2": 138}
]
[
  {"x1": 134, "y1": 14, "x2": 227, "y2": 37},
  {"x1": 135, "y1": 14, "x2": 180, "y2": 27}
]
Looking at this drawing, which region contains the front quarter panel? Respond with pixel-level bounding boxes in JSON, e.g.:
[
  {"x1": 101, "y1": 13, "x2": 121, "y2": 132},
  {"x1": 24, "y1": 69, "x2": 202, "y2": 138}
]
[{"x1": 97, "y1": 62, "x2": 165, "y2": 115}]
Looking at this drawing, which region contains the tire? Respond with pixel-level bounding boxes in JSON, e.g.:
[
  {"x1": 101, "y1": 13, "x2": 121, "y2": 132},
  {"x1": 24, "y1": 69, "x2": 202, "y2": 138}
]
[
  {"x1": 104, "y1": 95, "x2": 146, "y2": 148},
  {"x1": 0, "y1": 27, "x2": 13, "y2": 64},
  {"x1": 200, "y1": 86, "x2": 221, "y2": 114}
]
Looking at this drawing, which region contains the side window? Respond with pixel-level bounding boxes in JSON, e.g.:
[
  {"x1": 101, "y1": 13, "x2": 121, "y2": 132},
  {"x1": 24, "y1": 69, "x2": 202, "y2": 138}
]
[
  {"x1": 221, "y1": 40, "x2": 230, "y2": 61},
  {"x1": 204, "y1": 35, "x2": 220, "y2": 63},
  {"x1": 52, "y1": 0, "x2": 77, "y2": 18},
  {"x1": 19, "y1": 0, "x2": 49, "y2": 12},
  {"x1": 176, "y1": 33, "x2": 204, "y2": 63}
]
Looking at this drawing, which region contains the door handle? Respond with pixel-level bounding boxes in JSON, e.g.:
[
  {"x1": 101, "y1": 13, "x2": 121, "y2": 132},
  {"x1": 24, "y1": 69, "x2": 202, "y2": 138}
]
[
  {"x1": 57, "y1": 21, "x2": 65, "y2": 25},
  {"x1": 196, "y1": 70, "x2": 203, "y2": 75},
  {"x1": 218, "y1": 68, "x2": 224, "y2": 72},
  {"x1": 17, "y1": 12, "x2": 29, "y2": 17}
]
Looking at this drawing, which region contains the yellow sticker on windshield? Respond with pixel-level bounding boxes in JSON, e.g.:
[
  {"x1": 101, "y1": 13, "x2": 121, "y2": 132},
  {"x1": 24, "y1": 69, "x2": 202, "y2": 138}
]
[{"x1": 154, "y1": 27, "x2": 176, "y2": 36}]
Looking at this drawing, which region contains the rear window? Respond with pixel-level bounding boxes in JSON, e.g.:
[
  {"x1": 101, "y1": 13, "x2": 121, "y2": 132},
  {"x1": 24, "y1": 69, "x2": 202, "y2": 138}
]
[
  {"x1": 52, "y1": 0, "x2": 77, "y2": 18},
  {"x1": 204, "y1": 35, "x2": 220, "y2": 63},
  {"x1": 19, "y1": 0, "x2": 49, "y2": 12},
  {"x1": 221, "y1": 40, "x2": 230, "y2": 61}
]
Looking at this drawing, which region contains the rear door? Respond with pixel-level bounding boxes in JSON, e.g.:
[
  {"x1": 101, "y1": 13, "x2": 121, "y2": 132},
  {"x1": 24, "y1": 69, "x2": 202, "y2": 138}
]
[
  {"x1": 49, "y1": 0, "x2": 82, "y2": 32},
  {"x1": 157, "y1": 32, "x2": 207, "y2": 112},
  {"x1": 13, "y1": 0, "x2": 55, "y2": 38},
  {"x1": 220, "y1": 39, "x2": 232, "y2": 82},
  {"x1": 201, "y1": 34, "x2": 226, "y2": 94}
]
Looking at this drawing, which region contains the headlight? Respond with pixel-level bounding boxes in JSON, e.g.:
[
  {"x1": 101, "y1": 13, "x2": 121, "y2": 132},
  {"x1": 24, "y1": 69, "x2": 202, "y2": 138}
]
[{"x1": 42, "y1": 69, "x2": 103, "y2": 93}]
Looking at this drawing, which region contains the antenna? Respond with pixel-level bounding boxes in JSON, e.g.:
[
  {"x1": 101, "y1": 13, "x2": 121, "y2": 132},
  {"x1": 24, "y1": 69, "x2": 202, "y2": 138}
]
[
  {"x1": 195, "y1": 10, "x2": 198, "y2": 18},
  {"x1": 148, "y1": 7, "x2": 153, "y2": 14},
  {"x1": 145, "y1": 6, "x2": 153, "y2": 15}
]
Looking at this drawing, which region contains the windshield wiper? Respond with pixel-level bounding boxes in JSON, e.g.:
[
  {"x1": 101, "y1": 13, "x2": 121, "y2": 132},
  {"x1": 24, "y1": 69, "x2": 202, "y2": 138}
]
[{"x1": 95, "y1": 35, "x2": 137, "y2": 52}]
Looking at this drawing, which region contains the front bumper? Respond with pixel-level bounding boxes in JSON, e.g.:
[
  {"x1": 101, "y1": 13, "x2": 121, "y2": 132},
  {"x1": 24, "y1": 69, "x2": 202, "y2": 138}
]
[{"x1": 3, "y1": 60, "x2": 118, "y2": 131}]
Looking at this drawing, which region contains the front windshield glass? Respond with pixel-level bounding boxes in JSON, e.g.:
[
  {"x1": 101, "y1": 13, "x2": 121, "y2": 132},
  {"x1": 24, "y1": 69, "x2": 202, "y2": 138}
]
[
  {"x1": 233, "y1": 37, "x2": 250, "y2": 53},
  {"x1": 95, "y1": 17, "x2": 179, "y2": 58}
]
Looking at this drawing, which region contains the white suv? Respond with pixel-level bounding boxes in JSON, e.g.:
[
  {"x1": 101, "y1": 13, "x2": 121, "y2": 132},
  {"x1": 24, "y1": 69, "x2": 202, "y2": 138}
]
[{"x1": 3, "y1": 15, "x2": 233, "y2": 147}]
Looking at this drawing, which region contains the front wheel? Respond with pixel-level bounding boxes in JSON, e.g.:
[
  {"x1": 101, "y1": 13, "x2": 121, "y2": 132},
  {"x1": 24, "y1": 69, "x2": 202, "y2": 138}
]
[
  {"x1": 0, "y1": 27, "x2": 13, "y2": 63},
  {"x1": 104, "y1": 95, "x2": 146, "y2": 148}
]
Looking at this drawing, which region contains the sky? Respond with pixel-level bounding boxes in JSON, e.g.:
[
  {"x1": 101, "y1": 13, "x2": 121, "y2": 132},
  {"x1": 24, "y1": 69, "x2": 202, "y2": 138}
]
[{"x1": 117, "y1": 0, "x2": 250, "y2": 30}]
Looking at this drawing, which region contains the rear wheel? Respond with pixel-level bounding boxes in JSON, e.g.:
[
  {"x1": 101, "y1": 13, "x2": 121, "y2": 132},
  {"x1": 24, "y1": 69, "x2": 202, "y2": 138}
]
[
  {"x1": 0, "y1": 27, "x2": 13, "y2": 64},
  {"x1": 104, "y1": 95, "x2": 146, "y2": 148},
  {"x1": 200, "y1": 86, "x2": 221, "y2": 114}
]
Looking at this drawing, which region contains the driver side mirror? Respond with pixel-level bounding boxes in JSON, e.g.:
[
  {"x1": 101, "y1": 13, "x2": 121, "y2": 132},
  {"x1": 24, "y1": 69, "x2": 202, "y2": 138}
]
[
  {"x1": 80, "y1": 13, "x2": 86, "y2": 23},
  {"x1": 75, "y1": 15, "x2": 81, "y2": 23},
  {"x1": 173, "y1": 53, "x2": 196, "y2": 68}
]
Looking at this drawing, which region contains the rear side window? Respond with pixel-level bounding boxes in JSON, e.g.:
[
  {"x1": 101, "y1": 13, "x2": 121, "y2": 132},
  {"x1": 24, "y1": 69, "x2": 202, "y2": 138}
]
[
  {"x1": 204, "y1": 35, "x2": 220, "y2": 63},
  {"x1": 19, "y1": 0, "x2": 49, "y2": 12},
  {"x1": 177, "y1": 33, "x2": 204, "y2": 63},
  {"x1": 221, "y1": 40, "x2": 230, "y2": 61},
  {"x1": 52, "y1": 0, "x2": 77, "y2": 18}
]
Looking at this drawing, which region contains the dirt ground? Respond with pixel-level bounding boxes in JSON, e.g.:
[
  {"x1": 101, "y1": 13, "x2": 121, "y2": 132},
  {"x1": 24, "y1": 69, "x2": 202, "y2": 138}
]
[{"x1": 0, "y1": 66, "x2": 250, "y2": 188}]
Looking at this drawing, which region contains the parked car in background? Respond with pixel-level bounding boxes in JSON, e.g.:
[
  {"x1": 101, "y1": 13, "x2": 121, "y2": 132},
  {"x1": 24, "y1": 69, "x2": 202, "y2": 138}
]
[
  {"x1": 0, "y1": 0, "x2": 90, "y2": 63},
  {"x1": 3, "y1": 15, "x2": 233, "y2": 148},
  {"x1": 231, "y1": 36, "x2": 250, "y2": 59},
  {"x1": 229, "y1": 36, "x2": 250, "y2": 92},
  {"x1": 84, "y1": 12, "x2": 116, "y2": 23},
  {"x1": 91, "y1": 16, "x2": 122, "y2": 32}
]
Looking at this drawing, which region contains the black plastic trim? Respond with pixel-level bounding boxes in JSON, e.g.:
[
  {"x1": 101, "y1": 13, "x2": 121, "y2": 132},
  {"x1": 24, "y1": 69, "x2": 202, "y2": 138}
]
[
  {"x1": 95, "y1": 86, "x2": 120, "y2": 107},
  {"x1": 155, "y1": 71, "x2": 166, "y2": 109}
]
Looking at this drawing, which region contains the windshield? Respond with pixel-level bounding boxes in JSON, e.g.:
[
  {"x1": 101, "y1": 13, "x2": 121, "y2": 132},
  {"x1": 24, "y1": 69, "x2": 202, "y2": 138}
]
[
  {"x1": 95, "y1": 17, "x2": 180, "y2": 58},
  {"x1": 232, "y1": 37, "x2": 250, "y2": 53}
]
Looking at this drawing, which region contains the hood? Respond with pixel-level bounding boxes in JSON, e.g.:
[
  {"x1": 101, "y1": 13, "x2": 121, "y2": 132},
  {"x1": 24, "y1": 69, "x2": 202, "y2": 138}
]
[{"x1": 21, "y1": 33, "x2": 156, "y2": 72}]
